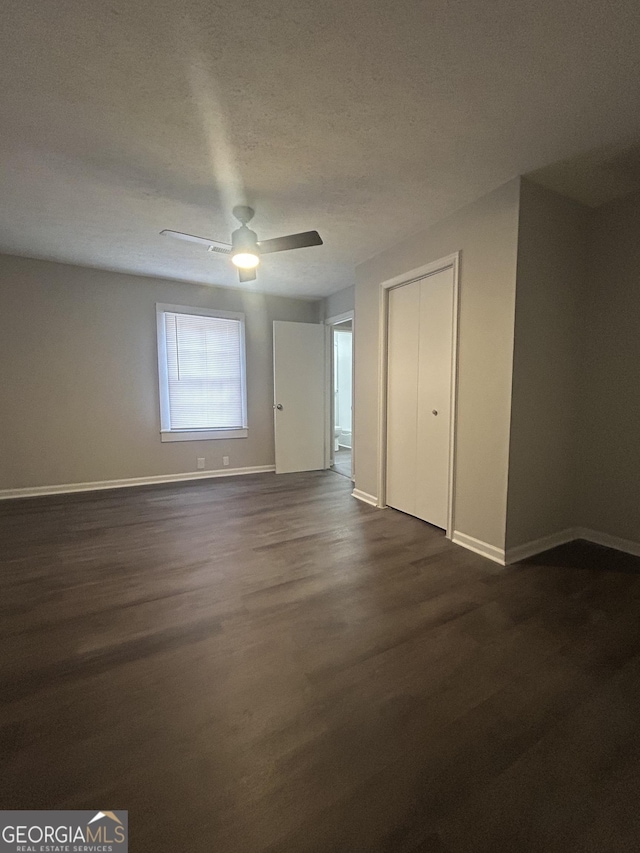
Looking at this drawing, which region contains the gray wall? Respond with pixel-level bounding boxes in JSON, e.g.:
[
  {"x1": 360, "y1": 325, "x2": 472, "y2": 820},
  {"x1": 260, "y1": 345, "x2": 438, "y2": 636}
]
[
  {"x1": 354, "y1": 179, "x2": 521, "y2": 551},
  {"x1": 325, "y1": 285, "x2": 354, "y2": 319},
  {"x1": 0, "y1": 255, "x2": 319, "y2": 489},
  {"x1": 579, "y1": 191, "x2": 640, "y2": 542},
  {"x1": 505, "y1": 180, "x2": 589, "y2": 549}
]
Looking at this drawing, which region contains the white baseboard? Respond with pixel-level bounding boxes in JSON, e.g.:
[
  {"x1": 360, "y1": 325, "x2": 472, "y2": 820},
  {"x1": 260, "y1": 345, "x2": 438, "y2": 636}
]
[
  {"x1": 351, "y1": 488, "x2": 379, "y2": 507},
  {"x1": 0, "y1": 465, "x2": 276, "y2": 501},
  {"x1": 505, "y1": 528, "x2": 579, "y2": 564},
  {"x1": 505, "y1": 527, "x2": 640, "y2": 563},
  {"x1": 575, "y1": 528, "x2": 640, "y2": 559},
  {"x1": 452, "y1": 531, "x2": 506, "y2": 565}
]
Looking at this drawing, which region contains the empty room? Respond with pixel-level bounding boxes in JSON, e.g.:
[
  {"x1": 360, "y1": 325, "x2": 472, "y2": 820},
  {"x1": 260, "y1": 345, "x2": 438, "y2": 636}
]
[{"x1": 2, "y1": 1, "x2": 640, "y2": 851}]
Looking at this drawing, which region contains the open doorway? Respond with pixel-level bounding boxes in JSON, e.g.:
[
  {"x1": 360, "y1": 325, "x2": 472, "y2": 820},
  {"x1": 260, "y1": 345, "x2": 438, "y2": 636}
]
[{"x1": 327, "y1": 312, "x2": 354, "y2": 480}]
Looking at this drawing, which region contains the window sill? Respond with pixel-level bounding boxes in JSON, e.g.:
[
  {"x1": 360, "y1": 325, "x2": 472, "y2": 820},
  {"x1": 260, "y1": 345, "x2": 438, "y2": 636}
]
[{"x1": 160, "y1": 429, "x2": 248, "y2": 442}]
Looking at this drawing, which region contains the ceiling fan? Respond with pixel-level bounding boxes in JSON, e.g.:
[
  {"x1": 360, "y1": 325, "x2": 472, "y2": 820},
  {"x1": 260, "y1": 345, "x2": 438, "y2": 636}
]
[{"x1": 160, "y1": 206, "x2": 323, "y2": 282}]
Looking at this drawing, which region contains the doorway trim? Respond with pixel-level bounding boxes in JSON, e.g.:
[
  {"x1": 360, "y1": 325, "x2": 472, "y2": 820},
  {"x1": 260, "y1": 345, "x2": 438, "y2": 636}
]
[
  {"x1": 377, "y1": 252, "x2": 460, "y2": 537},
  {"x1": 326, "y1": 310, "x2": 355, "y2": 480}
]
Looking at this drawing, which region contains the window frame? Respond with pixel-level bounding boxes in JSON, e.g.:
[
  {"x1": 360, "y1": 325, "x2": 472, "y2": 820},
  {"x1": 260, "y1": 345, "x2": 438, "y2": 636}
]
[{"x1": 156, "y1": 303, "x2": 248, "y2": 442}]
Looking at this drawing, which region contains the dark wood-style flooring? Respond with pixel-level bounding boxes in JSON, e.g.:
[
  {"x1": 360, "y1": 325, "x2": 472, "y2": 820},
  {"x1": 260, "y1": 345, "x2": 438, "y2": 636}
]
[
  {"x1": 2, "y1": 471, "x2": 640, "y2": 852},
  {"x1": 333, "y1": 449, "x2": 352, "y2": 479}
]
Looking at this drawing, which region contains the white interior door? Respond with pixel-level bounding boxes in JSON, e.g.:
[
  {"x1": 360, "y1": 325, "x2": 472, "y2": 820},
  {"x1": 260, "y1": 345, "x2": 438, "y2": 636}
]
[
  {"x1": 386, "y1": 266, "x2": 454, "y2": 528},
  {"x1": 273, "y1": 321, "x2": 327, "y2": 474}
]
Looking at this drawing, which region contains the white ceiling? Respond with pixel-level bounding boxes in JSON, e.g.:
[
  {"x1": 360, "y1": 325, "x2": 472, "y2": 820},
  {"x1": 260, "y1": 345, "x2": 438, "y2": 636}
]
[{"x1": 1, "y1": 0, "x2": 640, "y2": 298}]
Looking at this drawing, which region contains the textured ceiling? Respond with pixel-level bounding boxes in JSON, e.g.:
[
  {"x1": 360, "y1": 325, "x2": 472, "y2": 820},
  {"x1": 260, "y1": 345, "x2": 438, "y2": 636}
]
[{"x1": 1, "y1": 0, "x2": 640, "y2": 298}]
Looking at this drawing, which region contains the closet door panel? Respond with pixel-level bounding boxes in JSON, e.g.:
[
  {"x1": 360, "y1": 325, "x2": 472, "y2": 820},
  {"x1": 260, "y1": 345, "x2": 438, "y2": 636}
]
[
  {"x1": 416, "y1": 268, "x2": 454, "y2": 529},
  {"x1": 386, "y1": 281, "x2": 420, "y2": 515}
]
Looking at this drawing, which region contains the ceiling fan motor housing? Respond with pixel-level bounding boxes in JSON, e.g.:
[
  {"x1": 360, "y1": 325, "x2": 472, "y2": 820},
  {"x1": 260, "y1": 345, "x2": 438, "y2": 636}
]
[{"x1": 231, "y1": 224, "x2": 260, "y2": 254}]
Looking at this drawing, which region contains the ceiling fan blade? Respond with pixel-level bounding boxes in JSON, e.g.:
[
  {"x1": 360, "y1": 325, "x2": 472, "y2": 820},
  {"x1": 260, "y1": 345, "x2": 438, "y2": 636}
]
[
  {"x1": 160, "y1": 230, "x2": 232, "y2": 252},
  {"x1": 258, "y1": 231, "x2": 323, "y2": 255},
  {"x1": 238, "y1": 267, "x2": 257, "y2": 283}
]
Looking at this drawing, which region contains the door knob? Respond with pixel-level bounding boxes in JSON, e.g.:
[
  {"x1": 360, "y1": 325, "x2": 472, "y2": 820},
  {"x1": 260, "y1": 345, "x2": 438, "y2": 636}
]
[
  {"x1": 275, "y1": 403, "x2": 283, "y2": 410},
  {"x1": 432, "y1": 409, "x2": 438, "y2": 416}
]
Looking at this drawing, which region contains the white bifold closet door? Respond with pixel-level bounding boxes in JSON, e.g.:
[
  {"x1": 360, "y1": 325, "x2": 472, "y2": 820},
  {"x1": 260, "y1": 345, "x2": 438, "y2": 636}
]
[{"x1": 386, "y1": 266, "x2": 454, "y2": 529}]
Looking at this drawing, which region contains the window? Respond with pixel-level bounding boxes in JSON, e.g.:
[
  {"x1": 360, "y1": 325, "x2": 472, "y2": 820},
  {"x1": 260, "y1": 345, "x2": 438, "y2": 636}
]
[{"x1": 156, "y1": 304, "x2": 248, "y2": 441}]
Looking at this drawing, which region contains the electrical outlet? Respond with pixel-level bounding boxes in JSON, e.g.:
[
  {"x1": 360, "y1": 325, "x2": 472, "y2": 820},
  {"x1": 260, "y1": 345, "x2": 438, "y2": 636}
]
[
  {"x1": 197, "y1": 457, "x2": 205, "y2": 469},
  {"x1": 222, "y1": 456, "x2": 230, "y2": 467}
]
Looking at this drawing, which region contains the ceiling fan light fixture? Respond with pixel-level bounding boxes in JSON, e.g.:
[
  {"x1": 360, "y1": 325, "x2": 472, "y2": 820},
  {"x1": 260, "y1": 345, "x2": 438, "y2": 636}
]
[
  {"x1": 231, "y1": 251, "x2": 260, "y2": 269},
  {"x1": 231, "y1": 223, "x2": 260, "y2": 269}
]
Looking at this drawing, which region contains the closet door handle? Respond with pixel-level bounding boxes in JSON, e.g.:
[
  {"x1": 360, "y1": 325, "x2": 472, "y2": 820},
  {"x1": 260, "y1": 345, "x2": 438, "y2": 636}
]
[{"x1": 432, "y1": 410, "x2": 438, "y2": 416}]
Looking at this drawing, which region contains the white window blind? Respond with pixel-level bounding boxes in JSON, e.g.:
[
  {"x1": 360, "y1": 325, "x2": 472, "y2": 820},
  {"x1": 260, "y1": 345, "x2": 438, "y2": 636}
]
[{"x1": 156, "y1": 306, "x2": 248, "y2": 440}]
